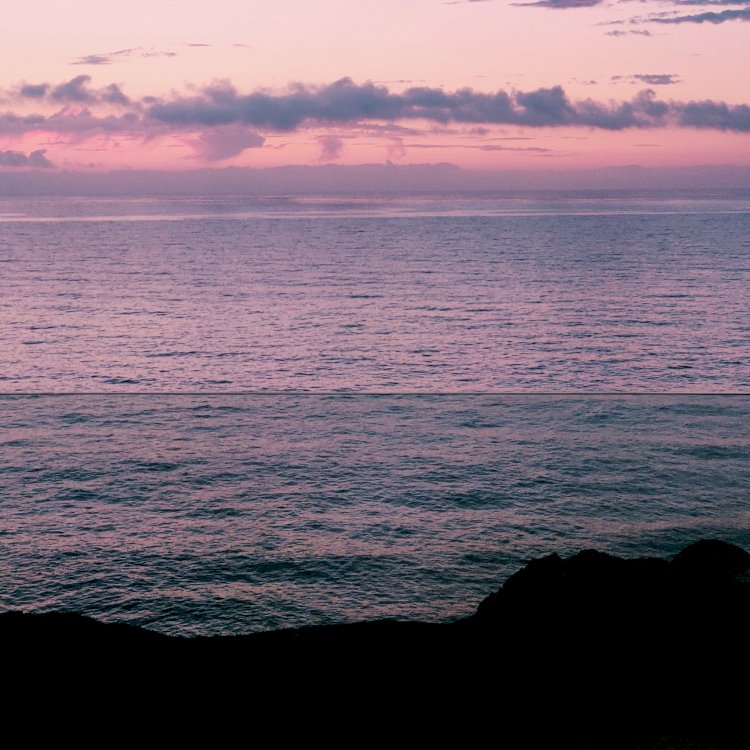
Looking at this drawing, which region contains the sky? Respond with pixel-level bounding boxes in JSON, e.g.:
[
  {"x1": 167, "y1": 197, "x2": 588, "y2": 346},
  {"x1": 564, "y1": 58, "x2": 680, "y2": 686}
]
[{"x1": 1, "y1": 0, "x2": 749, "y2": 175}]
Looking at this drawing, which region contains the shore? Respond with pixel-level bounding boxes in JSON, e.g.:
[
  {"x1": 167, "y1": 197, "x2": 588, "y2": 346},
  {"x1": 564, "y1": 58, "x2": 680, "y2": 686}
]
[{"x1": 3, "y1": 538, "x2": 748, "y2": 748}]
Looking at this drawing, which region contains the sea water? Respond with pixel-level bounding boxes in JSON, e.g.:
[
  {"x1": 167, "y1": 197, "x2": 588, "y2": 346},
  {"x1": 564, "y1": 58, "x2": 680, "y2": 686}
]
[{"x1": 0, "y1": 192, "x2": 748, "y2": 634}]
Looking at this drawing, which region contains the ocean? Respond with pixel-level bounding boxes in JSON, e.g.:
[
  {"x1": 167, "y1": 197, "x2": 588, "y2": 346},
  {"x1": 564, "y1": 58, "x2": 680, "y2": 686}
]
[{"x1": 1, "y1": 192, "x2": 748, "y2": 634}]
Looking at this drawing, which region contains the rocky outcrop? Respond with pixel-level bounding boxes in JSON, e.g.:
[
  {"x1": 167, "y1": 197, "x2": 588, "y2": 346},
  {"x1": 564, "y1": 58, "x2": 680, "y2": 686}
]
[
  {"x1": 2, "y1": 539, "x2": 749, "y2": 748},
  {"x1": 475, "y1": 538, "x2": 750, "y2": 628}
]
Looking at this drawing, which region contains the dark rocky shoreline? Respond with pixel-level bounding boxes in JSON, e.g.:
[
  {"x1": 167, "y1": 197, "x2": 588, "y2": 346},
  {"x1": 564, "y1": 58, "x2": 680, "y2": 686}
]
[{"x1": 3, "y1": 539, "x2": 749, "y2": 748}]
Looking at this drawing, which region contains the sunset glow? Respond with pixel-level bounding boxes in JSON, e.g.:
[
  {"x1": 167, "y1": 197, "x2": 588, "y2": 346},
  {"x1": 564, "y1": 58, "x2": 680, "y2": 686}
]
[{"x1": 2, "y1": 1, "x2": 749, "y2": 176}]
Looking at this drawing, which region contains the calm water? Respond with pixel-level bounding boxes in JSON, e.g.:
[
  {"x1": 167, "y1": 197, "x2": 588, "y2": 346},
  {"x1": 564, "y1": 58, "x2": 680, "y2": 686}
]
[
  {"x1": 2, "y1": 395, "x2": 749, "y2": 635},
  {"x1": 1, "y1": 193, "x2": 748, "y2": 391},
  {"x1": 0, "y1": 193, "x2": 748, "y2": 635}
]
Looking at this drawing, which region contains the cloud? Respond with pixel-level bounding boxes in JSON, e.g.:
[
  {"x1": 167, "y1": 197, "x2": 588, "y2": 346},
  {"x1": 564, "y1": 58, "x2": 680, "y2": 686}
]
[
  {"x1": 0, "y1": 113, "x2": 47, "y2": 135},
  {"x1": 651, "y1": 7, "x2": 750, "y2": 23},
  {"x1": 145, "y1": 79, "x2": 711, "y2": 131},
  {"x1": 50, "y1": 75, "x2": 98, "y2": 103},
  {"x1": 605, "y1": 30, "x2": 652, "y2": 37},
  {"x1": 148, "y1": 79, "x2": 401, "y2": 130},
  {"x1": 74, "y1": 54, "x2": 123, "y2": 66},
  {"x1": 673, "y1": 0, "x2": 750, "y2": 4},
  {"x1": 349, "y1": 122, "x2": 424, "y2": 137},
  {"x1": 72, "y1": 47, "x2": 177, "y2": 65},
  {"x1": 190, "y1": 125, "x2": 265, "y2": 161},
  {"x1": 20, "y1": 83, "x2": 50, "y2": 98},
  {"x1": 317, "y1": 135, "x2": 344, "y2": 161},
  {"x1": 0, "y1": 149, "x2": 54, "y2": 168},
  {"x1": 14, "y1": 76, "x2": 131, "y2": 107},
  {"x1": 633, "y1": 74, "x2": 680, "y2": 85},
  {"x1": 607, "y1": 1, "x2": 750, "y2": 29},
  {"x1": 678, "y1": 99, "x2": 750, "y2": 130},
  {"x1": 513, "y1": 0, "x2": 604, "y2": 7},
  {"x1": 4, "y1": 77, "x2": 750, "y2": 144},
  {"x1": 141, "y1": 50, "x2": 177, "y2": 59},
  {"x1": 612, "y1": 74, "x2": 681, "y2": 86},
  {"x1": 146, "y1": 78, "x2": 615, "y2": 130},
  {"x1": 72, "y1": 48, "x2": 137, "y2": 66},
  {"x1": 404, "y1": 142, "x2": 553, "y2": 153},
  {"x1": 453, "y1": 0, "x2": 750, "y2": 17},
  {"x1": 0, "y1": 109, "x2": 142, "y2": 137},
  {"x1": 100, "y1": 83, "x2": 131, "y2": 106}
]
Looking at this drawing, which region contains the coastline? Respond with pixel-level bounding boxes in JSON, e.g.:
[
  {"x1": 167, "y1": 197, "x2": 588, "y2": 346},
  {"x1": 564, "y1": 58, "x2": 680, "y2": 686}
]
[{"x1": 4, "y1": 539, "x2": 748, "y2": 748}]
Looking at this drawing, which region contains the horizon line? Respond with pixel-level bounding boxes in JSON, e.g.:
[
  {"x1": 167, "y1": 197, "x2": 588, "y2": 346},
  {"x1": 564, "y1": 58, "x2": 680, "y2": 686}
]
[{"x1": 1, "y1": 391, "x2": 748, "y2": 397}]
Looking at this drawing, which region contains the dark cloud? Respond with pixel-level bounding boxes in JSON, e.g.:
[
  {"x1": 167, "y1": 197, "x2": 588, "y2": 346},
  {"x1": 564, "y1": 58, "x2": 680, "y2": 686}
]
[
  {"x1": 5, "y1": 78, "x2": 750, "y2": 142},
  {"x1": 678, "y1": 99, "x2": 750, "y2": 130},
  {"x1": 634, "y1": 74, "x2": 680, "y2": 85},
  {"x1": 613, "y1": 74, "x2": 681, "y2": 86},
  {"x1": 148, "y1": 79, "x2": 402, "y2": 130},
  {"x1": 570, "y1": 90, "x2": 666, "y2": 129},
  {"x1": 651, "y1": 7, "x2": 750, "y2": 23},
  {"x1": 20, "y1": 83, "x2": 50, "y2": 98},
  {"x1": 0, "y1": 113, "x2": 47, "y2": 135},
  {"x1": 318, "y1": 135, "x2": 344, "y2": 161},
  {"x1": 513, "y1": 0, "x2": 604, "y2": 10},
  {"x1": 146, "y1": 79, "x2": 522, "y2": 130},
  {"x1": 0, "y1": 109, "x2": 142, "y2": 136},
  {"x1": 45, "y1": 110, "x2": 143, "y2": 136},
  {"x1": 610, "y1": 1, "x2": 750, "y2": 28},
  {"x1": 144, "y1": 79, "x2": 691, "y2": 131},
  {"x1": 51, "y1": 75, "x2": 97, "y2": 103},
  {"x1": 0, "y1": 149, "x2": 54, "y2": 168},
  {"x1": 673, "y1": 0, "x2": 750, "y2": 5},
  {"x1": 514, "y1": 0, "x2": 604, "y2": 7},
  {"x1": 453, "y1": 0, "x2": 749, "y2": 17},
  {"x1": 100, "y1": 84, "x2": 131, "y2": 106},
  {"x1": 15, "y1": 76, "x2": 131, "y2": 107}
]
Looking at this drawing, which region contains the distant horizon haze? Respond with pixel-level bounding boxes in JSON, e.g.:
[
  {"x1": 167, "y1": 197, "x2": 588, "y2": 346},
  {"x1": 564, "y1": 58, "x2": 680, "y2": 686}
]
[{"x1": 2, "y1": 162, "x2": 750, "y2": 196}]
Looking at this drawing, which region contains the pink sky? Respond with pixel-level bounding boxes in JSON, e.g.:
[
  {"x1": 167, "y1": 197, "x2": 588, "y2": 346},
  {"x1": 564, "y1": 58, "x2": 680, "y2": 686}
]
[{"x1": 1, "y1": 0, "x2": 749, "y2": 174}]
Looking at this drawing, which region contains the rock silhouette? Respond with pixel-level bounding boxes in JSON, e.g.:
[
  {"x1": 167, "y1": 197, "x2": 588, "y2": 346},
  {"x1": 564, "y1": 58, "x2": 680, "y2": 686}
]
[{"x1": 3, "y1": 539, "x2": 749, "y2": 748}]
